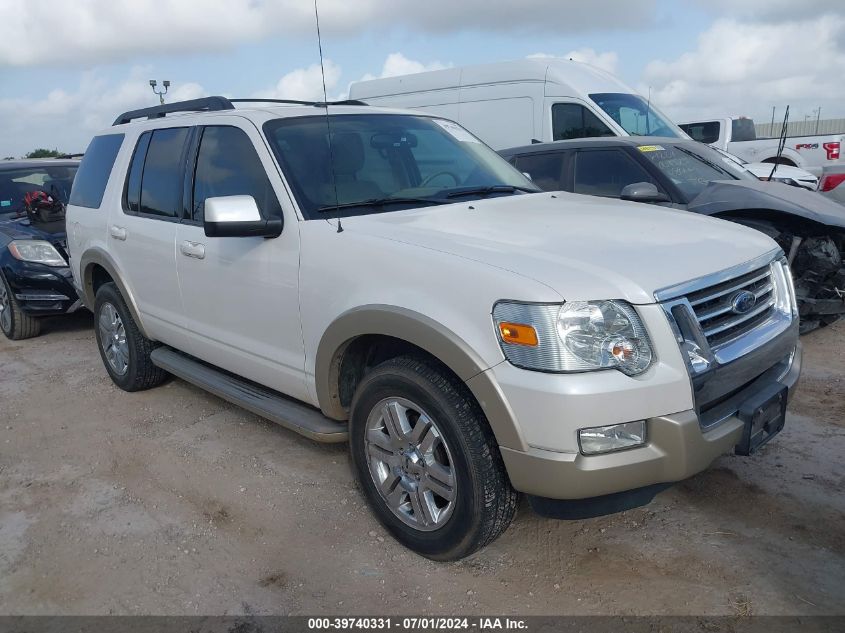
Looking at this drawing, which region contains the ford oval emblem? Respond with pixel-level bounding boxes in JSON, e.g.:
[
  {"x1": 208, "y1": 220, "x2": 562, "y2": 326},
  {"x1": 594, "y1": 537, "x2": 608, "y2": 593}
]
[{"x1": 731, "y1": 290, "x2": 757, "y2": 315}]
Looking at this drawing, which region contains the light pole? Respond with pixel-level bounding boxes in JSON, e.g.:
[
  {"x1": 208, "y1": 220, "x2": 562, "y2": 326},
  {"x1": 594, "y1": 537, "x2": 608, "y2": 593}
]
[{"x1": 149, "y1": 79, "x2": 170, "y2": 105}]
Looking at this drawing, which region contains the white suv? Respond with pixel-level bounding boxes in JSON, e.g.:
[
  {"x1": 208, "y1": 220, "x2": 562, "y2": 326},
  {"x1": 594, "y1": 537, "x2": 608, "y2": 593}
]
[{"x1": 67, "y1": 97, "x2": 801, "y2": 560}]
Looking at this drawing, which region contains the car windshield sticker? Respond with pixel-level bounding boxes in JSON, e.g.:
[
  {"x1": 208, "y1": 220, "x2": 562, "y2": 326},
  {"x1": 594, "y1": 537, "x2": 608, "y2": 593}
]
[
  {"x1": 0, "y1": 200, "x2": 11, "y2": 207},
  {"x1": 434, "y1": 119, "x2": 481, "y2": 143},
  {"x1": 637, "y1": 145, "x2": 665, "y2": 152}
]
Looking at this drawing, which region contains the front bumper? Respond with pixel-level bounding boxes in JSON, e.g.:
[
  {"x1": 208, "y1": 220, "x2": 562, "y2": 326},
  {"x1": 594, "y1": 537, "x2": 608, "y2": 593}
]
[
  {"x1": 499, "y1": 340, "x2": 801, "y2": 500},
  {"x1": 1, "y1": 260, "x2": 80, "y2": 316}
]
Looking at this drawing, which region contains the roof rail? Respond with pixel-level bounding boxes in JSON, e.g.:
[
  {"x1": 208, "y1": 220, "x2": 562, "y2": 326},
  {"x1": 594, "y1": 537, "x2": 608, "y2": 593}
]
[
  {"x1": 112, "y1": 96, "x2": 235, "y2": 126},
  {"x1": 229, "y1": 98, "x2": 369, "y2": 107},
  {"x1": 111, "y1": 96, "x2": 369, "y2": 126}
]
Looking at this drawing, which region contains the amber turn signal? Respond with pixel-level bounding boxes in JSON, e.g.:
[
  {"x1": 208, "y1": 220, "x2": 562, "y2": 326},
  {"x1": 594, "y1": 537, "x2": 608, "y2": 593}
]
[{"x1": 498, "y1": 322, "x2": 538, "y2": 346}]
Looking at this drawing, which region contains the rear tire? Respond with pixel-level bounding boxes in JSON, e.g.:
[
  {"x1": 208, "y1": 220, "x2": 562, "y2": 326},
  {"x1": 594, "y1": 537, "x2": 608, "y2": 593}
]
[
  {"x1": 94, "y1": 282, "x2": 168, "y2": 391},
  {"x1": 0, "y1": 272, "x2": 41, "y2": 340},
  {"x1": 349, "y1": 355, "x2": 518, "y2": 560}
]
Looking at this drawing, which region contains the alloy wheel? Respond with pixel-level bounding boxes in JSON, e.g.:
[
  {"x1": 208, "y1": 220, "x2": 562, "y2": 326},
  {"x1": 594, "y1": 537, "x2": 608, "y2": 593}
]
[
  {"x1": 0, "y1": 280, "x2": 11, "y2": 333},
  {"x1": 98, "y1": 302, "x2": 129, "y2": 376},
  {"x1": 364, "y1": 397, "x2": 457, "y2": 531}
]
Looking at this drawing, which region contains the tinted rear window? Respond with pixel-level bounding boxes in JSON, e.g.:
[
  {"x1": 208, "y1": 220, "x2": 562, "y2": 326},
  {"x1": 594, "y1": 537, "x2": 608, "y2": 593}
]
[
  {"x1": 69, "y1": 134, "x2": 124, "y2": 208},
  {"x1": 139, "y1": 127, "x2": 189, "y2": 218},
  {"x1": 513, "y1": 152, "x2": 566, "y2": 191},
  {"x1": 679, "y1": 121, "x2": 720, "y2": 144},
  {"x1": 731, "y1": 118, "x2": 757, "y2": 142}
]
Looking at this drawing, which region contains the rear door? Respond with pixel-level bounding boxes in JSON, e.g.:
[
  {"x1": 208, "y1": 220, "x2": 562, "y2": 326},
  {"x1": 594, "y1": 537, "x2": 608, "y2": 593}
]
[
  {"x1": 109, "y1": 126, "x2": 190, "y2": 346},
  {"x1": 174, "y1": 119, "x2": 308, "y2": 402}
]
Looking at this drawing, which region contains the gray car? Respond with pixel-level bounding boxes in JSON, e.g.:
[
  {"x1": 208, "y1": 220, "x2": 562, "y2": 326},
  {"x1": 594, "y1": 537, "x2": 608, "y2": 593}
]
[{"x1": 500, "y1": 137, "x2": 845, "y2": 332}]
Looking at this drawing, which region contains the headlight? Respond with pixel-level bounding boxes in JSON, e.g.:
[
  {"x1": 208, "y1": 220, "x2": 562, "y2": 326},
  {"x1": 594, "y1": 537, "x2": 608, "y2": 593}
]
[
  {"x1": 8, "y1": 240, "x2": 66, "y2": 267},
  {"x1": 493, "y1": 300, "x2": 654, "y2": 375}
]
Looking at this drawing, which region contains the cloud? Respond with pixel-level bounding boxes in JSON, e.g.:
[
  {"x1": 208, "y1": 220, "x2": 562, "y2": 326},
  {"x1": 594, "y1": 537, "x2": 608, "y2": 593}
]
[
  {"x1": 0, "y1": 53, "x2": 448, "y2": 157},
  {"x1": 641, "y1": 16, "x2": 845, "y2": 122},
  {"x1": 693, "y1": 0, "x2": 843, "y2": 22},
  {"x1": 358, "y1": 52, "x2": 450, "y2": 83},
  {"x1": 253, "y1": 60, "x2": 343, "y2": 102},
  {"x1": 0, "y1": 66, "x2": 207, "y2": 156},
  {"x1": 0, "y1": 0, "x2": 657, "y2": 67},
  {"x1": 527, "y1": 48, "x2": 619, "y2": 74}
]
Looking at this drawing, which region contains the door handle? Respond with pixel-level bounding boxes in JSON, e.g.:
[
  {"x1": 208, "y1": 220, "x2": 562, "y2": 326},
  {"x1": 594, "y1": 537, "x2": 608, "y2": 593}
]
[
  {"x1": 109, "y1": 225, "x2": 127, "y2": 241},
  {"x1": 180, "y1": 240, "x2": 205, "y2": 259}
]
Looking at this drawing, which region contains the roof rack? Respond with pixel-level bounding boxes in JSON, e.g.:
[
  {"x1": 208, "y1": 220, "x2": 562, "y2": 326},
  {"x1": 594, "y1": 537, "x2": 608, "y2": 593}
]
[
  {"x1": 112, "y1": 96, "x2": 368, "y2": 126},
  {"x1": 229, "y1": 98, "x2": 368, "y2": 107}
]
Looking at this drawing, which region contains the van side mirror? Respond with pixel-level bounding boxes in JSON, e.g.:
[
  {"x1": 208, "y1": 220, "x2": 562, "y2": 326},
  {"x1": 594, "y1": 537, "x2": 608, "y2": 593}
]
[
  {"x1": 203, "y1": 195, "x2": 282, "y2": 238},
  {"x1": 620, "y1": 182, "x2": 670, "y2": 203}
]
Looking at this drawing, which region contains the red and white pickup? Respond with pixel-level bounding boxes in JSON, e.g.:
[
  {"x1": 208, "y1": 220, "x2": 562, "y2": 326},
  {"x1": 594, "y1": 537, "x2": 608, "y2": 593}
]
[{"x1": 679, "y1": 116, "x2": 843, "y2": 177}]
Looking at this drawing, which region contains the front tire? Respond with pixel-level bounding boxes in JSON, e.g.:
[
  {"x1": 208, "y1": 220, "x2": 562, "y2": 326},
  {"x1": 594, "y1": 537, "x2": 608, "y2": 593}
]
[
  {"x1": 94, "y1": 282, "x2": 167, "y2": 391},
  {"x1": 0, "y1": 272, "x2": 41, "y2": 340},
  {"x1": 349, "y1": 355, "x2": 518, "y2": 560}
]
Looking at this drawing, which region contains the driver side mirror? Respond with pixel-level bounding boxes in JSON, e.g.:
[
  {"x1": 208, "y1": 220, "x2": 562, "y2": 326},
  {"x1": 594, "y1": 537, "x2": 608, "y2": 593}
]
[
  {"x1": 203, "y1": 195, "x2": 282, "y2": 238},
  {"x1": 620, "y1": 182, "x2": 670, "y2": 204}
]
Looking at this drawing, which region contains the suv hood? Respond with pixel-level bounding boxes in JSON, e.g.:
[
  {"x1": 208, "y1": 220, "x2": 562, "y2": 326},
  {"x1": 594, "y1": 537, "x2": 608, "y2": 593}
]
[
  {"x1": 344, "y1": 192, "x2": 778, "y2": 304},
  {"x1": 687, "y1": 180, "x2": 845, "y2": 229},
  {"x1": 0, "y1": 215, "x2": 67, "y2": 242}
]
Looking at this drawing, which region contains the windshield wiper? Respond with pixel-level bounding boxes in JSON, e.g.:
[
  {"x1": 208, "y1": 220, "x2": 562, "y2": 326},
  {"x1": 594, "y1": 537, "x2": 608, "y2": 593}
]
[
  {"x1": 316, "y1": 197, "x2": 449, "y2": 213},
  {"x1": 444, "y1": 185, "x2": 537, "y2": 199}
]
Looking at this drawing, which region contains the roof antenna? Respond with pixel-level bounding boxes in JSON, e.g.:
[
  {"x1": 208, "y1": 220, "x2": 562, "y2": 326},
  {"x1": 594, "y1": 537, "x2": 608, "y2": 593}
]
[{"x1": 314, "y1": 0, "x2": 342, "y2": 233}]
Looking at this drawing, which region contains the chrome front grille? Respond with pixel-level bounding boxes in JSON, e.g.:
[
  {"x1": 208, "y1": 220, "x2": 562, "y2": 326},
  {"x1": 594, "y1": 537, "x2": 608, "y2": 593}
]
[
  {"x1": 686, "y1": 265, "x2": 776, "y2": 349},
  {"x1": 655, "y1": 250, "x2": 796, "y2": 377}
]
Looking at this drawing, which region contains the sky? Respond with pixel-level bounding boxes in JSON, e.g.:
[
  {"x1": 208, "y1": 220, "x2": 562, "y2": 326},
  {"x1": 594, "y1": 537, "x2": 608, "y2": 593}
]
[{"x1": 1, "y1": 0, "x2": 844, "y2": 157}]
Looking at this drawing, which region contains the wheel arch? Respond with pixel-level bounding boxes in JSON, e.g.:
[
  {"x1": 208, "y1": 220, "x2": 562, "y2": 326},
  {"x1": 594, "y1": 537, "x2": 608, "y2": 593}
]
[
  {"x1": 79, "y1": 248, "x2": 151, "y2": 339},
  {"x1": 315, "y1": 305, "x2": 527, "y2": 451}
]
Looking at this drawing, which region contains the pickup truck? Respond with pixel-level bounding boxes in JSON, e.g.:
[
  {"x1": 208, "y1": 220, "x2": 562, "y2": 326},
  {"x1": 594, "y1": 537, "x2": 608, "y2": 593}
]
[
  {"x1": 679, "y1": 117, "x2": 843, "y2": 177},
  {"x1": 67, "y1": 97, "x2": 801, "y2": 560}
]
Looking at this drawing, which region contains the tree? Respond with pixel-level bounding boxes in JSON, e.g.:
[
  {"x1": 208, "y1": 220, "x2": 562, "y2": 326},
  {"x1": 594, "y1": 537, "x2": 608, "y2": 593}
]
[{"x1": 25, "y1": 148, "x2": 62, "y2": 158}]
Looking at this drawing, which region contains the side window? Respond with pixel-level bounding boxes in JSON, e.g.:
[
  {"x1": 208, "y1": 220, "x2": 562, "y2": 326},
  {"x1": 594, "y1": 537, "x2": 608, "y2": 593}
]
[
  {"x1": 513, "y1": 152, "x2": 565, "y2": 191},
  {"x1": 552, "y1": 104, "x2": 614, "y2": 140},
  {"x1": 573, "y1": 149, "x2": 658, "y2": 198},
  {"x1": 69, "y1": 134, "x2": 125, "y2": 209},
  {"x1": 138, "y1": 127, "x2": 189, "y2": 218},
  {"x1": 124, "y1": 131, "x2": 152, "y2": 213},
  {"x1": 192, "y1": 126, "x2": 281, "y2": 221},
  {"x1": 679, "y1": 121, "x2": 720, "y2": 144}
]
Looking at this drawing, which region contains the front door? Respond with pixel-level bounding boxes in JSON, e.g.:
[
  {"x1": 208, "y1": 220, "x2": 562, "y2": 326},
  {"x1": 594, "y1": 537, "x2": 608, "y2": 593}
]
[{"x1": 174, "y1": 120, "x2": 308, "y2": 403}]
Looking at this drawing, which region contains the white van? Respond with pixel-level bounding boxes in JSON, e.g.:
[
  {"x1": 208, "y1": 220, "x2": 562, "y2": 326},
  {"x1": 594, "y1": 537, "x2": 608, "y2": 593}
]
[{"x1": 349, "y1": 58, "x2": 689, "y2": 150}]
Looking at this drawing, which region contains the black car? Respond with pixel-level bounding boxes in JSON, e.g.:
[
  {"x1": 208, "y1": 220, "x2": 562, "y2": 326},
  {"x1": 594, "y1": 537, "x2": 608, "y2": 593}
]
[
  {"x1": 0, "y1": 159, "x2": 80, "y2": 339},
  {"x1": 500, "y1": 137, "x2": 845, "y2": 332}
]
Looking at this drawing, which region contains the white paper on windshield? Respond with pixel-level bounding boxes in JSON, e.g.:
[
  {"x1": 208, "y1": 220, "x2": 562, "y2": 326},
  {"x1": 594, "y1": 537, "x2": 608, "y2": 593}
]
[{"x1": 434, "y1": 119, "x2": 481, "y2": 143}]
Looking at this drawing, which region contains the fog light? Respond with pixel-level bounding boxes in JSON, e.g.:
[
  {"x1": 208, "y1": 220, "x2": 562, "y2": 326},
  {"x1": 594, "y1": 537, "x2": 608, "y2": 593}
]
[{"x1": 578, "y1": 421, "x2": 646, "y2": 455}]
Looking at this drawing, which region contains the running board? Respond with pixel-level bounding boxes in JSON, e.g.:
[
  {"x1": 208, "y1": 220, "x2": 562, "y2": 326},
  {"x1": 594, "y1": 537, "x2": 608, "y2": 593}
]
[{"x1": 150, "y1": 347, "x2": 348, "y2": 443}]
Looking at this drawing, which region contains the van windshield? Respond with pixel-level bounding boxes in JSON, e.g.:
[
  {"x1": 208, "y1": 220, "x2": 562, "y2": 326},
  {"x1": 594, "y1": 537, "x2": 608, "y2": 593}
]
[
  {"x1": 263, "y1": 114, "x2": 539, "y2": 219},
  {"x1": 589, "y1": 93, "x2": 682, "y2": 138}
]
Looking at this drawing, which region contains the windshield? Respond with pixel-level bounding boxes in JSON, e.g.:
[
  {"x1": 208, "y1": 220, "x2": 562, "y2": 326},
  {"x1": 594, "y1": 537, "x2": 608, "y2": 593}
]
[
  {"x1": 636, "y1": 142, "x2": 756, "y2": 200},
  {"x1": 589, "y1": 93, "x2": 683, "y2": 138},
  {"x1": 0, "y1": 165, "x2": 78, "y2": 217},
  {"x1": 263, "y1": 114, "x2": 538, "y2": 218}
]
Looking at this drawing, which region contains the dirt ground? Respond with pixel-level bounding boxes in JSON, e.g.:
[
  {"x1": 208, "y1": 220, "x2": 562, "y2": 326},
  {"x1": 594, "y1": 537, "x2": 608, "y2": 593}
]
[{"x1": 0, "y1": 312, "x2": 843, "y2": 616}]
